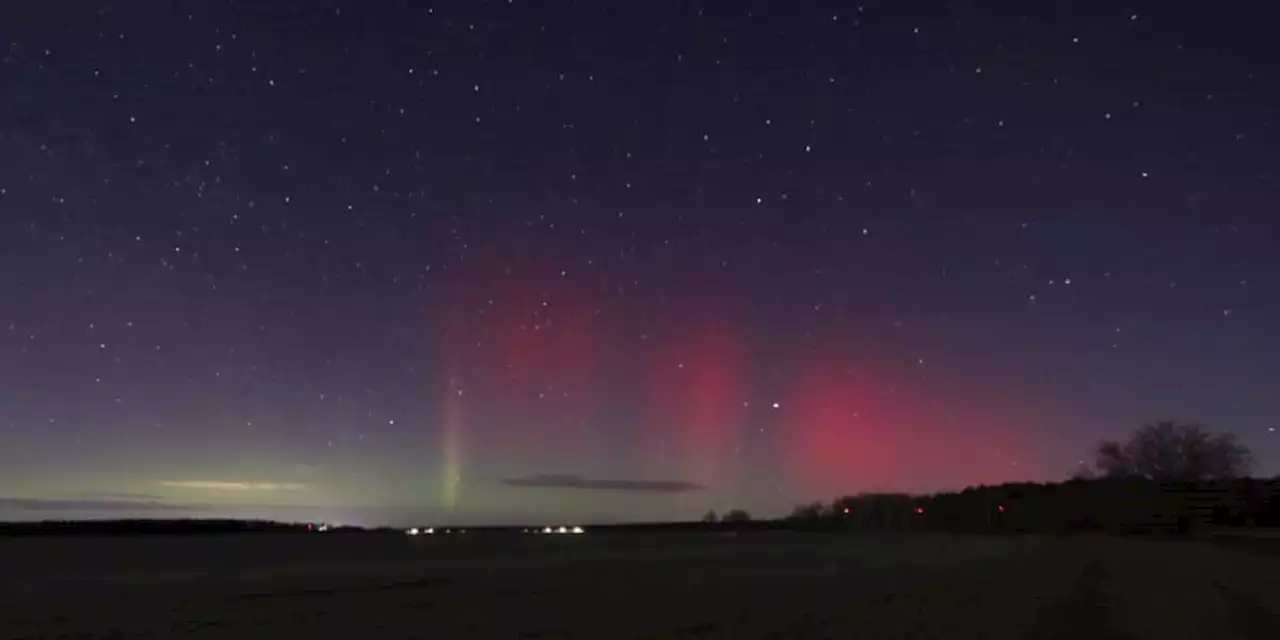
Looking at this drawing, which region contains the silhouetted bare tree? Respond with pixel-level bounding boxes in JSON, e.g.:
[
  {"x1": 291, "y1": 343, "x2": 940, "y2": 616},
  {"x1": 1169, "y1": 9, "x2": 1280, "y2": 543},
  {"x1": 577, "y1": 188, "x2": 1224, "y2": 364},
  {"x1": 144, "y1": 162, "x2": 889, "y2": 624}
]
[
  {"x1": 721, "y1": 509, "x2": 751, "y2": 523},
  {"x1": 790, "y1": 502, "x2": 826, "y2": 520},
  {"x1": 1069, "y1": 463, "x2": 1096, "y2": 481},
  {"x1": 701, "y1": 509, "x2": 718, "y2": 523},
  {"x1": 1093, "y1": 421, "x2": 1251, "y2": 481}
]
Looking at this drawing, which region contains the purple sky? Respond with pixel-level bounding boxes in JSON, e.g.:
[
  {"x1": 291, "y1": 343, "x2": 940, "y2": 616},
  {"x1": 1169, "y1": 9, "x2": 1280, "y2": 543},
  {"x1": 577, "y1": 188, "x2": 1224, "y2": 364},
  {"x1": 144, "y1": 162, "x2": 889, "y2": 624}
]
[{"x1": 1, "y1": 0, "x2": 1277, "y2": 527}]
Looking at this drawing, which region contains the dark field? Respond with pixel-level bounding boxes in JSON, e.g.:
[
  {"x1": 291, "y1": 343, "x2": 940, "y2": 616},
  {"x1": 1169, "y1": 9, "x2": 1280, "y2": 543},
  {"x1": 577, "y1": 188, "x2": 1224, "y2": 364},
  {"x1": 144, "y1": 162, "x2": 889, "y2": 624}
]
[{"x1": 3, "y1": 532, "x2": 1278, "y2": 638}]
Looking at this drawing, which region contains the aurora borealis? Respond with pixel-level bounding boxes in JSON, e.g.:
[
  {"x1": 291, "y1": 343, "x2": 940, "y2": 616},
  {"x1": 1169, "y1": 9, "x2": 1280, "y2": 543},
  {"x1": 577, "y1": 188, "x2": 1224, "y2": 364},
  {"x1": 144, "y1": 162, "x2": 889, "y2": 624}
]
[{"x1": 1, "y1": 1, "x2": 1277, "y2": 527}]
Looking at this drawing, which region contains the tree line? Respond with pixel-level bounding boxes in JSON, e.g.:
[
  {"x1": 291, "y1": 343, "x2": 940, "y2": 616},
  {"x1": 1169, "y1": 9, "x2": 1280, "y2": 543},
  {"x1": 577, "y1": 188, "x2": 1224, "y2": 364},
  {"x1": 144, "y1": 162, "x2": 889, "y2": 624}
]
[{"x1": 784, "y1": 421, "x2": 1279, "y2": 534}]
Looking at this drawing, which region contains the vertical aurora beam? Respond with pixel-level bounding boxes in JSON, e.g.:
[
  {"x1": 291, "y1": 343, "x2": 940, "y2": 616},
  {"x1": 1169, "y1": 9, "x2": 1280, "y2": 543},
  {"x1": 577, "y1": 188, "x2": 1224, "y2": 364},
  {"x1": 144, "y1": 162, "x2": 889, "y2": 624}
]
[
  {"x1": 438, "y1": 298, "x2": 471, "y2": 515},
  {"x1": 644, "y1": 294, "x2": 750, "y2": 515},
  {"x1": 680, "y1": 317, "x2": 747, "y2": 500},
  {"x1": 440, "y1": 376, "x2": 463, "y2": 512}
]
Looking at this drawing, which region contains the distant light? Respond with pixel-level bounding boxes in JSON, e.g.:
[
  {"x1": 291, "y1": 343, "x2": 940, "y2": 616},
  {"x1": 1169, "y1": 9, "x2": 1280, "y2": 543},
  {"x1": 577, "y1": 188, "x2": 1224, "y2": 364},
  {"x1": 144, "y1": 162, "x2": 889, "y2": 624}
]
[
  {"x1": 843, "y1": 507, "x2": 851, "y2": 515},
  {"x1": 771, "y1": 401, "x2": 780, "y2": 409},
  {"x1": 317, "y1": 524, "x2": 329, "y2": 532},
  {"x1": 407, "y1": 527, "x2": 420, "y2": 536},
  {"x1": 543, "y1": 526, "x2": 553, "y2": 534},
  {"x1": 557, "y1": 526, "x2": 568, "y2": 534},
  {"x1": 571, "y1": 526, "x2": 584, "y2": 534},
  {"x1": 426, "y1": 527, "x2": 435, "y2": 535},
  {"x1": 997, "y1": 505, "x2": 1006, "y2": 513},
  {"x1": 914, "y1": 507, "x2": 924, "y2": 515}
]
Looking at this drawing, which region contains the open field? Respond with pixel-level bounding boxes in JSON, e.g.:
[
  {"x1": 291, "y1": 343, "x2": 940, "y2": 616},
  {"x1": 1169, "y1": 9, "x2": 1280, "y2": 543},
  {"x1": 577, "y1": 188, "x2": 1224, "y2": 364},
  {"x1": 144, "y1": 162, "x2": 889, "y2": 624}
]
[{"x1": 2, "y1": 532, "x2": 1278, "y2": 638}]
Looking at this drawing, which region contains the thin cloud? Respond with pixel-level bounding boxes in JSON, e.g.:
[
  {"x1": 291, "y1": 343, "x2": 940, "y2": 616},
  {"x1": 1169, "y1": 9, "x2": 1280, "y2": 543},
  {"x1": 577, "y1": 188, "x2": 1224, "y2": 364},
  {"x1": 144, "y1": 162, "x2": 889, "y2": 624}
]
[
  {"x1": 159, "y1": 480, "x2": 308, "y2": 492},
  {"x1": 502, "y1": 474, "x2": 705, "y2": 493},
  {"x1": 0, "y1": 497, "x2": 191, "y2": 512},
  {"x1": 78, "y1": 491, "x2": 167, "y2": 502}
]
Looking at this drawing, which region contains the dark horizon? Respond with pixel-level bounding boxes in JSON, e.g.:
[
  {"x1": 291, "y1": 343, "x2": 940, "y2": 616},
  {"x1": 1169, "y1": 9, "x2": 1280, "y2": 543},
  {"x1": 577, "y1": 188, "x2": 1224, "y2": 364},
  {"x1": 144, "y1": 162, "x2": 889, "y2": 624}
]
[{"x1": 6, "y1": 472, "x2": 1279, "y2": 531}]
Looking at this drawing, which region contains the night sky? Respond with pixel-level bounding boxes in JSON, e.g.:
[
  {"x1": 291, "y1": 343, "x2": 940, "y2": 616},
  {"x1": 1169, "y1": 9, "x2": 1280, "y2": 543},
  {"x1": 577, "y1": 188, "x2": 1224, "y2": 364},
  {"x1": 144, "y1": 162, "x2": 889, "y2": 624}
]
[{"x1": 1, "y1": 1, "x2": 1277, "y2": 527}]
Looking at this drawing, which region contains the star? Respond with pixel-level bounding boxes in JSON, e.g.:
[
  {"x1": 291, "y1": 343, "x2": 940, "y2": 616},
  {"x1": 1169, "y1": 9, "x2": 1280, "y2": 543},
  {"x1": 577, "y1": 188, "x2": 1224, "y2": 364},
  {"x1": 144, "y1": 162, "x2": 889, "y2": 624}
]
[{"x1": 1, "y1": 0, "x2": 1274, "y2": 531}]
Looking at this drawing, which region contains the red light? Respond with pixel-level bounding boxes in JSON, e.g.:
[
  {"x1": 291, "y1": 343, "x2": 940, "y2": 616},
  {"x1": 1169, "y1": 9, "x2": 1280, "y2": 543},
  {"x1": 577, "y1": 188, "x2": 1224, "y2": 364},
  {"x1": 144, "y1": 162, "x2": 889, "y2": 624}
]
[
  {"x1": 843, "y1": 507, "x2": 851, "y2": 514},
  {"x1": 997, "y1": 505, "x2": 1006, "y2": 513},
  {"x1": 914, "y1": 507, "x2": 924, "y2": 515},
  {"x1": 307, "y1": 523, "x2": 313, "y2": 531}
]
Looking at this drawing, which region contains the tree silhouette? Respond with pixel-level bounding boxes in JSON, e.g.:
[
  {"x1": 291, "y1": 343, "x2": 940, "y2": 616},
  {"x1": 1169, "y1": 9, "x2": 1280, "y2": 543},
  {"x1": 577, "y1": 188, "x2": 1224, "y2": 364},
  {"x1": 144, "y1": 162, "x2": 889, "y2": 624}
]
[
  {"x1": 701, "y1": 509, "x2": 719, "y2": 523},
  {"x1": 1093, "y1": 421, "x2": 1251, "y2": 481},
  {"x1": 1069, "y1": 463, "x2": 1096, "y2": 481},
  {"x1": 790, "y1": 502, "x2": 826, "y2": 520},
  {"x1": 721, "y1": 509, "x2": 752, "y2": 523}
]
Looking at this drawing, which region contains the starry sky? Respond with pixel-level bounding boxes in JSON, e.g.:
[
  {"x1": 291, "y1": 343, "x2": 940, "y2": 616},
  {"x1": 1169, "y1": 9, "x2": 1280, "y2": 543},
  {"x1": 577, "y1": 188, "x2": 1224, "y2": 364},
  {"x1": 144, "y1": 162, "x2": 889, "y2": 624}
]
[{"x1": 1, "y1": 1, "x2": 1277, "y2": 527}]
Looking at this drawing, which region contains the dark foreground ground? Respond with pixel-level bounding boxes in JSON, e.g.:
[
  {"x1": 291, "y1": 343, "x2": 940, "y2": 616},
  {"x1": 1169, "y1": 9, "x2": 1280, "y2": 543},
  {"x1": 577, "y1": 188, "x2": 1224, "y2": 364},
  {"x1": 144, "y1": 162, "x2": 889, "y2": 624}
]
[{"x1": 2, "y1": 532, "x2": 1278, "y2": 639}]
